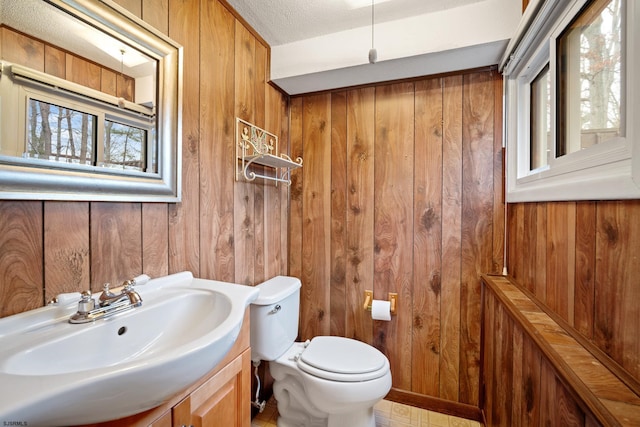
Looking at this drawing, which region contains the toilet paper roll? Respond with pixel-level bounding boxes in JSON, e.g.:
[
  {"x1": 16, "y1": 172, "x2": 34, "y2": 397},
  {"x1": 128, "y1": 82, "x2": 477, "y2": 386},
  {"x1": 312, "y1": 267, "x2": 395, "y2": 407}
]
[{"x1": 371, "y1": 299, "x2": 391, "y2": 321}]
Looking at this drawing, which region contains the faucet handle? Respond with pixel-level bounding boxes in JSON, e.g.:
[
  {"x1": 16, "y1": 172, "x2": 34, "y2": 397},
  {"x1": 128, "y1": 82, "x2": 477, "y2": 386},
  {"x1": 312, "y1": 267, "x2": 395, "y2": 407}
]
[{"x1": 77, "y1": 290, "x2": 95, "y2": 313}]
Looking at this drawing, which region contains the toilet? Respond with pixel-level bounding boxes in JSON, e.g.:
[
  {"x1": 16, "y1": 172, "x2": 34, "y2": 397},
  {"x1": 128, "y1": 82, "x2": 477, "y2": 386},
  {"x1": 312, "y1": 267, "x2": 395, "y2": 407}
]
[{"x1": 250, "y1": 276, "x2": 392, "y2": 427}]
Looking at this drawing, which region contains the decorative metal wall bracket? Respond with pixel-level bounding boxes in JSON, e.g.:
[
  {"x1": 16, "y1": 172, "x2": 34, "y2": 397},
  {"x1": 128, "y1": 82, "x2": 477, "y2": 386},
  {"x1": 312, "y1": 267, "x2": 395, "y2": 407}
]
[{"x1": 235, "y1": 118, "x2": 302, "y2": 186}]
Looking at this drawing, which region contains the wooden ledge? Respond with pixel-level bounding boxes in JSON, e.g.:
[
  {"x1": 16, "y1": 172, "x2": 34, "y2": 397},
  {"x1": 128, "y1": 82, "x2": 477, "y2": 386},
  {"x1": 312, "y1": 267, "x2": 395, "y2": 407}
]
[{"x1": 482, "y1": 274, "x2": 640, "y2": 426}]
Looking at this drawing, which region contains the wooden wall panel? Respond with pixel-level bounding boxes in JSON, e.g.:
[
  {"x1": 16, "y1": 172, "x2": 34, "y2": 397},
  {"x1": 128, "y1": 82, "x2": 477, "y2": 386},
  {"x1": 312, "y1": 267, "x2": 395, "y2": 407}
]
[
  {"x1": 168, "y1": 0, "x2": 200, "y2": 277},
  {"x1": 482, "y1": 281, "x2": 598, "y2": 426},
  {"x1": 0, "y1": 202, "x2": 43, "y2": 317},
  {"x1": 508, "y1": 200, "x2": 640, "y2": 387},
  {"x1": 233, "y1": 23, "x2": 257, "y2": 286},
  {"x1": 142, "y1": 204, "x2": 169, "y2": 279},
  {"x1": 288, "y1": 97, "x2": 304, "y2": 283},
  {"x1": 374, "y1": 82, "x2": 415, "y2": 391},
  {"x1": 44, "y1": 202, "x2": 89, "y2": 301},
  {"x1": 1, "y1": 0, "x2": 288, "y2": 325},
  {"x1": 290, "y1": 69, "x2": 504, "y2": 408},
  {"x1": 345, "y1": 87, "x2": 375, "y2": 344},
  {"x1": 440, "y1": 75, "x2": 463, "y2": 402},
  {"x1": 412, "y1": 77, "x2": 443, "y2": 397},
  {"x1": 594, "y1": 201, "x2": 640, "y2": 382},
  {"x1": 300, "y1": 93, "x2": 332, "y2": 339},
  {"x1": 330, "y1": 91, "x2": 347, "y2": 337},
  {"x1": 460, "y1": 71, "x2": 495, "y2": 405},
  {"x1": 199, "y1": 0, "x2": 235, "y2": 282},
  {"x1": 90, "y1": 203, "x2": 143, "y2": 288}
]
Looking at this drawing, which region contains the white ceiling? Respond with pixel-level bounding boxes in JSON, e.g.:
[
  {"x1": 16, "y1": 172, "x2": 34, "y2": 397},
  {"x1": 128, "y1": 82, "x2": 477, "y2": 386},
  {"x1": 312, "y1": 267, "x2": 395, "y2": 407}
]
[
  {"x1": 225, "y1": 0, "x2": 484, "y2": 46},
  {"x1": 225, "y1": 0, "x2": 523, "y2": 94}
]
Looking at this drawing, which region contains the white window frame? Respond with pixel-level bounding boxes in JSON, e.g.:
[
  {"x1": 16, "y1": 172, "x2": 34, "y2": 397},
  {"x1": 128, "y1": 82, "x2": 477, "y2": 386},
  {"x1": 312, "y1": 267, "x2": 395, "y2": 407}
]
[{"x1": 502, "y1": 0, "x2": 639, "y2": 202}]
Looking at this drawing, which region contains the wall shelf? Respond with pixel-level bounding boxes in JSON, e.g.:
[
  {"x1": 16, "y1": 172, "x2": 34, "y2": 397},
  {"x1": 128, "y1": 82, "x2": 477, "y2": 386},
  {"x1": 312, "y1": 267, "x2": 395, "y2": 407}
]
[{"x1": 235, "y1": 118, "x2": 302, "y2": 185}]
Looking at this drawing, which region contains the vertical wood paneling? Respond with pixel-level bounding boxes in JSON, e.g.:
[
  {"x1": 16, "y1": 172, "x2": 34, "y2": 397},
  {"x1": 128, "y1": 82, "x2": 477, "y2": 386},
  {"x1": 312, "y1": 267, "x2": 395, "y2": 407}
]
[
  {"x1": 0, "y1": 202, "x2": 43, "y2": 316},
  {"x1": 168, "y1": 0, "x2": 200, "y2": 276},
  {"x1": 521, "y1": 334, "x2": 541, "y2": 426},
  {"x1": 330, "y1": 91, "x2": 347, "y2": 337},
  {"x1": 66, "y1": 55, "x2": 101, "y2": 91},
  {"x1": 374, "y1": 82, "x2": 414, "y2": 390},
  {"x1": 199, "y1": 0, "x2": 235, "y2": 282},
  {"x1": 252, "y1": 41, "x2": 267, "y2": 285},
  {"x1": 412, "y1": 78, "x2": 443, "y2": 396},
  {"x1": 574, "y1": 201, "x2": 596, "y2": 338},
  {"x1": 233, "y1": 23, "x2": 256, "y2": 286},
  {"x1": 44, "y1": 202, "x2": 89, "y2": 301},
  {"x1": 546, "y1": 202, "x2": 577, "y2": 323},
  {"x1": 300, "y1": 93, "x2": 332, "y2": 339},
  {"x1": 142, "y1": 0, "x2": 169, "y2": 35},
  {"x1": 594, "y1": 201, "x2": 640, "y2": 381},
  {"x1": 460, "y1": 72, "x2": 495, "y2": 406},
  {"x1": 290, "y1": 70, "x2": 502, "y2": 406},
  {"x1": 508, "y1": 198, "x2": 640, "y2": 390},
  {"x1": 44, "y1": 46, "x2": 66, "y2": 78},
  {"x1": 440, "y1": 75, "x2": 463, "y2": 401},
  {"x1": 345, "y1": 87, "x2": 375, "y2": 344},
  {"x1": 288, "y1": 97, "x2": 304, "y2": 283},
  {"x1": 264, "y1": 85, "x2": 284, "y2": 281},
  {"x1": 1, "y1": 27, "x2": 44, "y2": 70},
  {"x1": 90, "y1": 203, "x2": 142, "y2": 288},
  {"x1": 142, "y1": 204, "x2": 169, "y2": 278}
]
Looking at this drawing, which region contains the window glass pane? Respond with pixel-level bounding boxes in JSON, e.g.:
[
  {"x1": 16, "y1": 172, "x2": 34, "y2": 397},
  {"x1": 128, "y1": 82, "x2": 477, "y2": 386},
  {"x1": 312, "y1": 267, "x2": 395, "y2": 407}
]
[
  {"x1": 103, "y1": 120, "x2": 147, "y2": 171},
  {"x1": 27, "y1": 100, "x2": 95, "y2": 164},
  {"x1": 557, "y1": 0, "x2": 623, "y2": 157},
  {"x1": 530, "y1": 64, "x2": 551, "y2": 170}
]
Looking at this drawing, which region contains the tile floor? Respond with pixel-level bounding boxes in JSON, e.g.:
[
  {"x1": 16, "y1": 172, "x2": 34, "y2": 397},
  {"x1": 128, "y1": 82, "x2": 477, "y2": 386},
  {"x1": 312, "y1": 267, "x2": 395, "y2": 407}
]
[{"x1": 251, "y1": 397, "x2": 482, "y2": 427}]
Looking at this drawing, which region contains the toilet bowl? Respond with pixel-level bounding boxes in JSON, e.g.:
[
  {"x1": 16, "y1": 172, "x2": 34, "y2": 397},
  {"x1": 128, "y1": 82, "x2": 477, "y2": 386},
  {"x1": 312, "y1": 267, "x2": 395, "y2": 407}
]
[{"x1": 250, "y1": 276, "x2": 392, "y2": 427}]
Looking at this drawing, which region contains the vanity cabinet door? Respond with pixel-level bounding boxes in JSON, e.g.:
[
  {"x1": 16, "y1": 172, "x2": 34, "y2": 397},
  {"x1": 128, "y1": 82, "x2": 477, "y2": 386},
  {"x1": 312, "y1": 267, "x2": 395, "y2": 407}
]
[
  {"x1": 172, "y1": 397, "x2": 192, "y2": 427},
  {"x1": 183, "y1": 348, "x2": 251, "y2": 427}
]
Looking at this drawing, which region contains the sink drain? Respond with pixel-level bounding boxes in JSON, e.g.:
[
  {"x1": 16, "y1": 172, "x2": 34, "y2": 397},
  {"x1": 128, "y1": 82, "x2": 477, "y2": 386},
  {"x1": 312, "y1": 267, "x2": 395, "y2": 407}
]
[{"x1": 117, "y1": 326, "x2": 127, "y2": 335}]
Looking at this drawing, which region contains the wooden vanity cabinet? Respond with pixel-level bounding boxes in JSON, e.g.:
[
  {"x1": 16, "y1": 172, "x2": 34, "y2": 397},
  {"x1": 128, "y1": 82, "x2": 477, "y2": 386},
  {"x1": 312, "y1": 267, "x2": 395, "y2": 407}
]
[
  {"x1": 83, "y1": 311, "x2": 252, "y2": 427},
  {"x1": 172, "y1": 349, "x2": 251, "y2": 427}
]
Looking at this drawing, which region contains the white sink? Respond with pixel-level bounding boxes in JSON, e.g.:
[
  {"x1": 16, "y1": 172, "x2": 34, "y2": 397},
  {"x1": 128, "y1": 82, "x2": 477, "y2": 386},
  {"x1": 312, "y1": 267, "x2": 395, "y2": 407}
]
[{"x1": 0, "y1": 271, "x2": 258, "y2": 426}]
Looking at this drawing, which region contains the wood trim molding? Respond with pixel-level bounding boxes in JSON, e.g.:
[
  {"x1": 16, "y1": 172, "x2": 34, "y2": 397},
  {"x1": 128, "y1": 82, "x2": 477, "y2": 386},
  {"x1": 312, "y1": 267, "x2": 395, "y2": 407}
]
[{"x1": 385, "y1": 388, "x2": 483, "y2": 423}]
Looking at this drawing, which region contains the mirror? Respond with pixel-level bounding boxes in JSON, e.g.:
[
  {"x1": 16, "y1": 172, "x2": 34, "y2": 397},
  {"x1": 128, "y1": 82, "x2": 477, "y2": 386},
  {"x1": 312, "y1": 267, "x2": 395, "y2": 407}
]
[{"x1": 0, "y1": 0, "x2": 182, "y2": 201}]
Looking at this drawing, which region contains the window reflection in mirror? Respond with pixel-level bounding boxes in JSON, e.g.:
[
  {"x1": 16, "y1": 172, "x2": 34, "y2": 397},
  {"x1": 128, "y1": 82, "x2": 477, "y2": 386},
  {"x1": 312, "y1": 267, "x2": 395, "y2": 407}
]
[
  {"x1": 556, "y1": 0, "x2": 623, "y2": 157},
  {"x1": 0, "y1": 0, "x2": 182, "y2": 201},
  {"x1": 27, "y1": 100, "x2": 96, "y2": 164}
]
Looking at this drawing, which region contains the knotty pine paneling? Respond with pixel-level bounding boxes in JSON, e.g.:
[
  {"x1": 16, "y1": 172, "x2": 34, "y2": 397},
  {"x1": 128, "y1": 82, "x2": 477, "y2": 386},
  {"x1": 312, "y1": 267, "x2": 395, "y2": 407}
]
[
  {"x1": 0, "y1": 0, "x2": 289, "y2": 316},
  {"x1": 289, "y1": 69, "x2": 504, "y2": 407},
  {"x1": 507, "y1": 200, "x2": 640, "y2": 387}
]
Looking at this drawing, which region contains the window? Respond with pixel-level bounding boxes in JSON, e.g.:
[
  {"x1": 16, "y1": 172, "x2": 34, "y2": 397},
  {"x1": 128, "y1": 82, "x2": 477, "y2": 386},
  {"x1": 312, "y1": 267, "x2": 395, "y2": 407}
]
[
  {"x1": 501, "y1": 0, "x2": 639, "y2": 201},
  {"x1": 1, "y1": 63, "x2": 156, "y2": 177}
]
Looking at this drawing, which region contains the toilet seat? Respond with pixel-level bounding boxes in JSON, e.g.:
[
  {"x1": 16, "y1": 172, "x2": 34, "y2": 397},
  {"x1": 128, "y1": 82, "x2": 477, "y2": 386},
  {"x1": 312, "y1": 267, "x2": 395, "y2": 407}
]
[{"x1": 296, "y1": 336, "x2": 389, "y2": 382}]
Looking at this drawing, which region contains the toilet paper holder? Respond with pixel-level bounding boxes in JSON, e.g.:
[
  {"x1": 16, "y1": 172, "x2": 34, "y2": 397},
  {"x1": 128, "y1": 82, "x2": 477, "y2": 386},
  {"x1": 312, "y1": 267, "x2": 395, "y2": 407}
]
[{"x1": 363, "y1": 290, "x2": 397, "y2": 315}]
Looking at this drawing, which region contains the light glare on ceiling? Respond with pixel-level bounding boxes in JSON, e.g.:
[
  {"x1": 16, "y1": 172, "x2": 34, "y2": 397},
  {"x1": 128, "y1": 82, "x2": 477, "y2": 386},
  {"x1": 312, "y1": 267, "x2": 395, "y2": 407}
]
[{"x1": 344, "y1": 0, "x2": 393, "y2": 10}]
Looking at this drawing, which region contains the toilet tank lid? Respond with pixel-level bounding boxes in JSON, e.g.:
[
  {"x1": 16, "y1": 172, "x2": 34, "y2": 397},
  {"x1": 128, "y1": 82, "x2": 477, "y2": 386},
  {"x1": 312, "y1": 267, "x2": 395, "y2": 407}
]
[{"x1": 253, "y1": 276, "x2": 301, "y2": 305}]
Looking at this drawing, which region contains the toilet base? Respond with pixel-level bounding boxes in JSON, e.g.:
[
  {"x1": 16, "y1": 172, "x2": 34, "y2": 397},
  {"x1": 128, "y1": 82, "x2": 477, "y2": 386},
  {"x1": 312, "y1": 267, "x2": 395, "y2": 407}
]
[{"x1": 273, "y1": 375, "x2": 377, "y2": 427}]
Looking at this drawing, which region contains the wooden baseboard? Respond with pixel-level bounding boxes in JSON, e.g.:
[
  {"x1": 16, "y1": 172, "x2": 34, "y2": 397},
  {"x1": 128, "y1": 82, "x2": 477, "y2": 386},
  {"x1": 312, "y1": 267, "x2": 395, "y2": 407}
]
[{"x1": 385, "y1": 388, "x2": 483, "y2": 423}]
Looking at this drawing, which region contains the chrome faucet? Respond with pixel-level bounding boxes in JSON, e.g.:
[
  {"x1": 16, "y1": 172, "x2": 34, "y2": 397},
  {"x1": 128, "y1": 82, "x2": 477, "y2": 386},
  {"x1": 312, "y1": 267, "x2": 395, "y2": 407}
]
[{"x1": 69, "y1": 277, "x2": 145, "y2": 324}]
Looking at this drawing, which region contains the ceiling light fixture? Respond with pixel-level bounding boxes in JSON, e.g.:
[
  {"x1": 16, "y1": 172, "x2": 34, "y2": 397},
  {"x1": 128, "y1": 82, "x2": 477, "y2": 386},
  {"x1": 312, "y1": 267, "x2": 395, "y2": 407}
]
[{"x1": 368, "y1": 0, "x2": 377, "y2": 63}]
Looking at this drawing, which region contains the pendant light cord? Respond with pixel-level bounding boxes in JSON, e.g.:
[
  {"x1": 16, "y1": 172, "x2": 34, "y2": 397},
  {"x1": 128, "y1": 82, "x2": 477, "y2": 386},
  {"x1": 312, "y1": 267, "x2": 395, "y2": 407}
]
[{"x1": 371, "y1": 0, "x2": 375, "y2": 50}]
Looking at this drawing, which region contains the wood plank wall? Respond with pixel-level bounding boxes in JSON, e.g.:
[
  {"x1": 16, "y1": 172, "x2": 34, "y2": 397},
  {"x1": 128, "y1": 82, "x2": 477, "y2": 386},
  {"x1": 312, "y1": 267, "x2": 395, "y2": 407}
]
[
  {"x1": 507, "y1": 201, "x2": 640, "y2": 389},
  {"x1": 0, "y1": 26, "x2": 135, "y2": 102},
  {"x1": 0, "y1": 0, "x2": 289, "y2": 317},
  {"x1": 482, "y1": 281, "x2": 600, "y2": 426},
  {"x1": 288, "y1": 69, "x2": 505, "y2": 407}
]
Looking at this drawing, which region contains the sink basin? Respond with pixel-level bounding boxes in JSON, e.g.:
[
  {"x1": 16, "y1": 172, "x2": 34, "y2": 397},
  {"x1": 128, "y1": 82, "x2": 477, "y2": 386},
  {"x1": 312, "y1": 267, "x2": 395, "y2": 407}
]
[{"x1": 0, "y1": 271, "x2": 258, "y2": 426}]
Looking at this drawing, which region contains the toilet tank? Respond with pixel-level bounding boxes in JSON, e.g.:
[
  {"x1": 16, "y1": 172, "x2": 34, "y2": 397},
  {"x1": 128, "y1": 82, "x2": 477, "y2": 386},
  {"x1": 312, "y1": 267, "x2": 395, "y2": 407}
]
[{"x1": 250, "y1": 276, "x2": 301, "y2": 362}]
